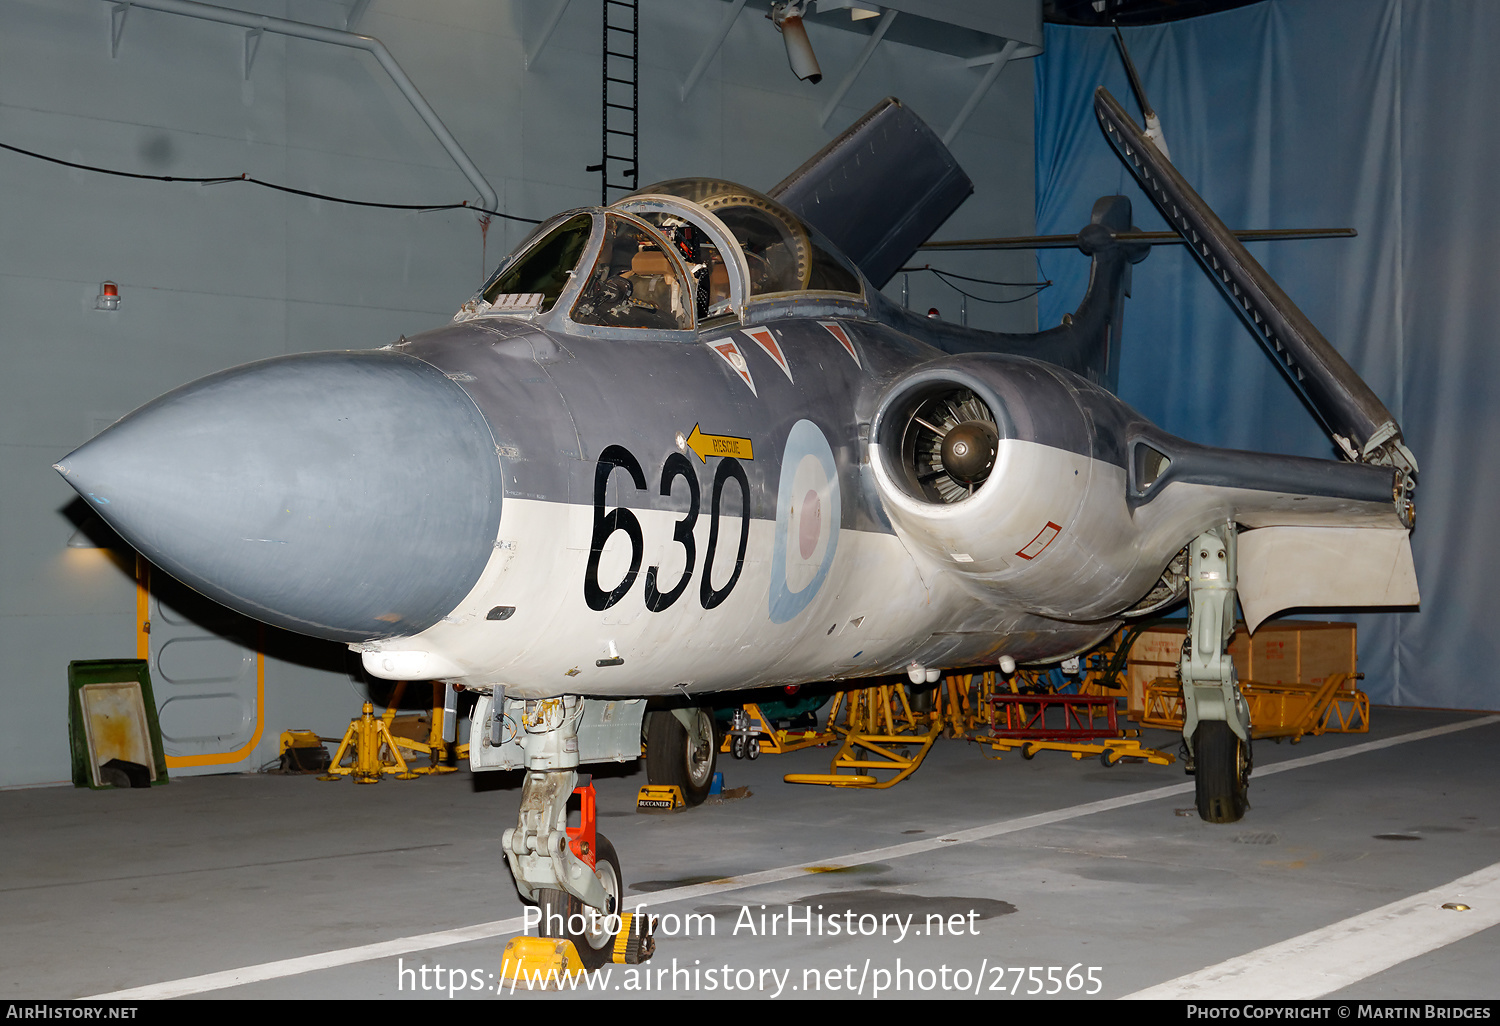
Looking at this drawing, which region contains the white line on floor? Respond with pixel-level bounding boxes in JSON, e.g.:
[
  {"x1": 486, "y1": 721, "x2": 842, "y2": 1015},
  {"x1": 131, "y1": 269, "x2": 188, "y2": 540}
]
[
  {"x1": 91, "y1": 714, "x2": 1499, "y2": 1000},
  {"x1": 1125, "y1": 859, "x2": 1500, "y2": 999}
]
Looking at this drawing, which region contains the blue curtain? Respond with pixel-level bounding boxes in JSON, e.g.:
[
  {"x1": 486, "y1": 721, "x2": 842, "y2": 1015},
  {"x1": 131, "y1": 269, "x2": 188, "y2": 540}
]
[{"x1": 1035, "y1": 0, "x2": 1500, "y2": 709}]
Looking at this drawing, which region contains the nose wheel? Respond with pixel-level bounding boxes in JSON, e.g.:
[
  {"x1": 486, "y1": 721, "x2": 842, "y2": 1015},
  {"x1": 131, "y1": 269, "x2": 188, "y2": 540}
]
[
  {"x1": 522, "y1": 778, "x2": 654, "y2": 969},
  {"x1": 534, "y1": 834, "x2": 635, "y2": 971}
]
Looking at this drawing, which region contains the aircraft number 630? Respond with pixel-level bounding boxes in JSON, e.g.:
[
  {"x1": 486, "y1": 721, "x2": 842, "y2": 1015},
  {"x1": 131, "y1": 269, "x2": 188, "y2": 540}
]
[{"x1": 585, "y1": 444, "x2": 750, "y2": 613}]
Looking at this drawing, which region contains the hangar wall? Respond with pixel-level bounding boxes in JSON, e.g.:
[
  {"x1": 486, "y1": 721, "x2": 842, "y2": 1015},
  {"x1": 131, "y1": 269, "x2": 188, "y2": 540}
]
[
  {"x1": 0, "y1": 0, "x2": 1035, "y2": 787},
  {"x1": 1034, "y1": 0, "x2": 1495, "y2": 710}
]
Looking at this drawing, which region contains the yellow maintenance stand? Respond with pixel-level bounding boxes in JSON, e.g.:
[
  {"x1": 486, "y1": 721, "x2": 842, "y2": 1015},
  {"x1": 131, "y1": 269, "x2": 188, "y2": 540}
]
[
  {"x1": 720, "y1": 702, "x2": 835, "y2": 760},
  {"x1": 1142, "y1": 671, "x2": 1369, "y2": 742},
  {"x1": 784, "y1": 681, "x2": 942, "y2": 788},
  {"x1": 318, "y1": 682, "x2": 466, "y2": 783}
]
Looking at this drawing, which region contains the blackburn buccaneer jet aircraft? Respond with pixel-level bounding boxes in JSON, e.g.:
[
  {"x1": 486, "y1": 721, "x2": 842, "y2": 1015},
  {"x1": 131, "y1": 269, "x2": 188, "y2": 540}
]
[{"x1": 55, "y1": 92, "x2": 1418, "y2": 968}]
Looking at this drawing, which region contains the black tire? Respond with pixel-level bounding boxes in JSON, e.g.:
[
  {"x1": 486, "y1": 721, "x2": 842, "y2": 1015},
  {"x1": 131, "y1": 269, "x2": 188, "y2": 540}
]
[
  {"x1": 1021, "y1": 743, "x2": 1037, "y2": 760},
  {"x1": 1100, "y1": 748, "x2": 1117, "y2": 768},
  {"x1": 646, "y1": 708, "x2": 716, "y2": 806},
  {"x1": 1193, "y1": 720, "x2": 1251, "y2": 823},
  {"x1": 747, "y1": 737, "x2": 760, "y2": 760},
  {"x1": 534, "y1": 834, "x2": 624, "y2": 972}
]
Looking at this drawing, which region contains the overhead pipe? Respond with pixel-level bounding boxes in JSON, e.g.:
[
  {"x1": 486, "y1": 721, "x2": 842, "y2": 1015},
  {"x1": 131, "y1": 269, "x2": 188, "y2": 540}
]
[{"x1": 103, "y1": 0, "x2": 497, "y2": 212}]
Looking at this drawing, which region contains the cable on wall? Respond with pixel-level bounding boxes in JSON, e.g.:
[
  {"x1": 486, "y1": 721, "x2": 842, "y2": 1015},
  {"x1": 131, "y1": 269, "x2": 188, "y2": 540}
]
[{"x1": 0, "y1": 140, "x2": 543, "y2": 224}]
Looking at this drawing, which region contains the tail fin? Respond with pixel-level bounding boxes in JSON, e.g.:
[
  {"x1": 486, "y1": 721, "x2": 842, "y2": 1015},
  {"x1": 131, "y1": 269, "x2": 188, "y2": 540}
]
[
  {"x1": 1044, "y1": 194, "x2": 1150, "y2": 392},
  {"x1": 881, "y1": 195, "x2": 1148, "y2": 392}
]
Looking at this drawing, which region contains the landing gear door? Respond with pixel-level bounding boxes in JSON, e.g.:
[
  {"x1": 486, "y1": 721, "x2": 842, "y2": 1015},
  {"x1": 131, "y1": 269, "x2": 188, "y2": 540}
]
[{"x1": 468, "y1": 694, "x2": 647, "y2": 772}]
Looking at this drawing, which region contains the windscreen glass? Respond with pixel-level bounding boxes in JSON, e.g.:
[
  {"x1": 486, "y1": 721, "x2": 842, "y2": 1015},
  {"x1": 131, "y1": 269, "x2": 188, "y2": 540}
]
[{"x1": 481, "y1": 213, "x2": 592, "y2": 311}]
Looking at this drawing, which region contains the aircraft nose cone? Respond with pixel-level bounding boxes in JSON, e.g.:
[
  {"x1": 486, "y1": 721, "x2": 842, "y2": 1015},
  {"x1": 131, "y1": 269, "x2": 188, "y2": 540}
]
[{"x1": 55, "y1": 350, "x2": 503, "y2": 643}]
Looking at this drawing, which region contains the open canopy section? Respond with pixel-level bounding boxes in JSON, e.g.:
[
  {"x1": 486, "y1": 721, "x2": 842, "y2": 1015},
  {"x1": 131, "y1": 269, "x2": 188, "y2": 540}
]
[{"x1": 630, "y1": 178, "x2": 864, "y2": 300}]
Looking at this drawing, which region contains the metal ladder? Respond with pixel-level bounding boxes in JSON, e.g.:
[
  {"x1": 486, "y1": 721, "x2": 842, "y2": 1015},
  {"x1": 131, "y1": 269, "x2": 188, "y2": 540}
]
[{"x1": 587, "y1": 0, "x2": 638, "y2": 203}]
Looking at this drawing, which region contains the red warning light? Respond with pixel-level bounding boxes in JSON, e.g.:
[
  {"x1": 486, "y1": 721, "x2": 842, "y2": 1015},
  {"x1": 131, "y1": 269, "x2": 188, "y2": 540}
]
[{"x1": 95, "y1": 281, "x2": 121, "y2": 312}]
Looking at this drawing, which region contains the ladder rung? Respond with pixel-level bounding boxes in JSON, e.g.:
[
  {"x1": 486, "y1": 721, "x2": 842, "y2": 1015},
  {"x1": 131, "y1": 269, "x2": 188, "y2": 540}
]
[{"x1": 605, "y1": 76, "x2": 635, "y2": 85}]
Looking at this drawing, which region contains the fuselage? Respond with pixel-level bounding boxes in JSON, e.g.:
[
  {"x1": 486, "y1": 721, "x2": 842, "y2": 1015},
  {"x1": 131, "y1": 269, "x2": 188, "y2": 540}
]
[
  {"x1": 54, "y1": 181, "x2": 1404, "y2": 702},
  {"x1": 365, "y1": 313, "x2": 1181, "y2": 698}
]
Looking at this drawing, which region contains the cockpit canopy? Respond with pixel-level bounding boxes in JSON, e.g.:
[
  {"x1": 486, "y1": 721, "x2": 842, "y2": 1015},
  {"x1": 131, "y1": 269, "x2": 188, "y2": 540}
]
[
  {"x1": 456, "y1": 178, "x2": 865, "y2": 333},
  {"x1": 631, "y1": 179, "x2": 862, "y2": 297}
]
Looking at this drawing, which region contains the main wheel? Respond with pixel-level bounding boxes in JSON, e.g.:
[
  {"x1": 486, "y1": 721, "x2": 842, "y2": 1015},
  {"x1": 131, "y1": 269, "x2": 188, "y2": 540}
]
[
  {"x1": 534, "y1": 834, "x2": 624, "y2": 971},
  {"x1": 646, "y1": 708, "x2": 716, "y2": 805},
  {"x1": 1193, "y1": 720, "x2": 1251, "y2": 823}
]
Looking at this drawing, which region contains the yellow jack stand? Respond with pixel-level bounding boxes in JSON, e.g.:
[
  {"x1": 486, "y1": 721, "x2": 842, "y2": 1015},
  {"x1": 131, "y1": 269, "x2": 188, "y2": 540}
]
[
  {"x1": 319, "y1": 682, "x2": 466, "y2": 783},
  {"x1": 383, "y1": 682, "x2": 467, "y2": 774},
  {"x1": 319, "y1": 701, "x2": 418, "y2": 783},
  {"x1": 784, "y1": 682, "x2": 942, "y2": 789},
  {"x1": 927, "y1": 671, "x2": 999, "y2": 738}
]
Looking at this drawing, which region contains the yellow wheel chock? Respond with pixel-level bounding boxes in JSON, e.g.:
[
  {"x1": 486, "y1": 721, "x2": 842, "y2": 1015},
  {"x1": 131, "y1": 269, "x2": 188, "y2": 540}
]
[
  {"x1": 635, "y1": 784, "x2": 685, "y2": 812},
  {"x1": 498, "y1": 936, "x2": 587, "y2": 988}
]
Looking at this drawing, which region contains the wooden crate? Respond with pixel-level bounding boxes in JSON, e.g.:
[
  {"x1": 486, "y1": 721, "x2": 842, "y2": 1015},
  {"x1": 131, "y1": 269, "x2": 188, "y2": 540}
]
[{"x1": 1123, "y1": 620, "x2": 1356, "y2": 718}]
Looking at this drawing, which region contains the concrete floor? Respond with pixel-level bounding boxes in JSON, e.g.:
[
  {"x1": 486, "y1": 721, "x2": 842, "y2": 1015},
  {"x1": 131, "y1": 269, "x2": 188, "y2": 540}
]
[{"x1": 3, "y1": 706, "x2": 1497, "y2": 1001}]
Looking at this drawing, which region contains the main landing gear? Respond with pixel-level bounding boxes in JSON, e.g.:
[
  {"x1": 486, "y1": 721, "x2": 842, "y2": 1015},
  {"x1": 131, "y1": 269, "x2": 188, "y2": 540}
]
[
  {"x1": 1191, "y1": 719, "x2": 1251, "y2": 823},
  {"x1": 1179, "y1": 525, "x2": 1254, "y2": 824},
  {"x1": 645, "y1": 707, "x2": 717, "y2": 806}
]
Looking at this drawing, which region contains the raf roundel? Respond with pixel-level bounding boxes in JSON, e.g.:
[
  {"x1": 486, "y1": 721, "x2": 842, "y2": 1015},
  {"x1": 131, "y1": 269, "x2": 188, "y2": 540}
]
[{"x1": 769, "y1": 419, "x2": 841, "y2": 624}]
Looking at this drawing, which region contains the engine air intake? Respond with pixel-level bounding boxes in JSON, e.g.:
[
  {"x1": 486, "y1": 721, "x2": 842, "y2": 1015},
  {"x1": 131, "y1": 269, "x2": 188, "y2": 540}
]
[{"x1": 895, "y1": 388, "x2": 1000, "y2": 504}]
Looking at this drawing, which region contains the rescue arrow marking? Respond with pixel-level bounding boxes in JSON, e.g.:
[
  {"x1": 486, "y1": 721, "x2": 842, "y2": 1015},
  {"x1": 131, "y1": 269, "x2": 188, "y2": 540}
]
[
  {"x1": 818, "y1": 320, "x2": 861, "y2": 368},
  {"x1": 744, "y1": 327, "x2": 794, "y2": 382},
  {"x1": 706, "y1": 338, "x2": 757, "y2": 396},
  {"x1": 686, "y1": 423, "x2": 754, "y2": 463}
]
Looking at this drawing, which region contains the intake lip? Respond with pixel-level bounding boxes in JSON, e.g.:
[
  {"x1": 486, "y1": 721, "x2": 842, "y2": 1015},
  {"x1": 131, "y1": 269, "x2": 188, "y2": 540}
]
[{"x1": 55, "y1": 350, "x2": 503, "y2": 643}]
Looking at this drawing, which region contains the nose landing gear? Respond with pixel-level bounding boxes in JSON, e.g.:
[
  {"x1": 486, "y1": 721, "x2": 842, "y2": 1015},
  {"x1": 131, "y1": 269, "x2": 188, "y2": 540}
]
[{"x1": 498, "y1": 696, "x2": 656, "y2": 972}]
